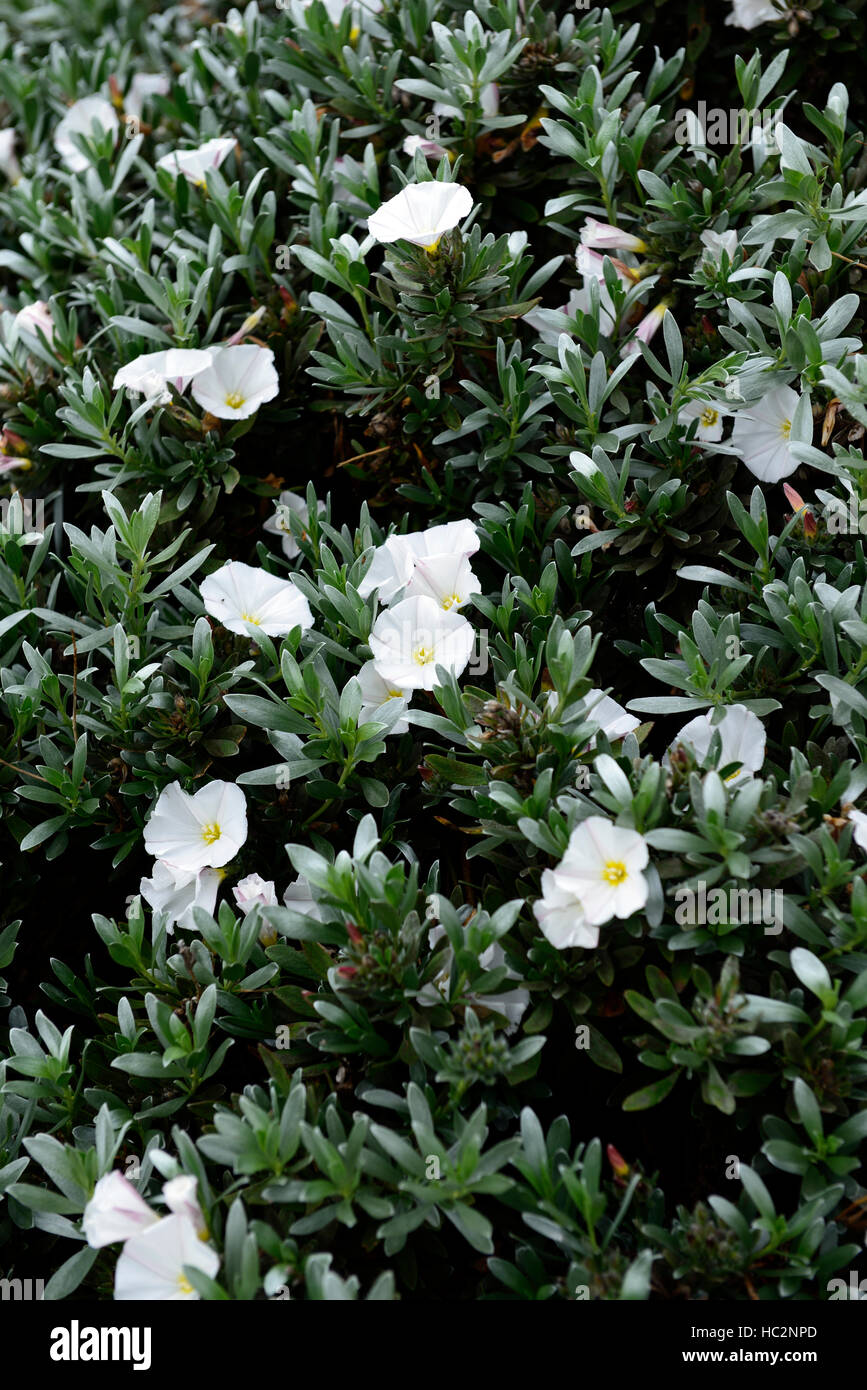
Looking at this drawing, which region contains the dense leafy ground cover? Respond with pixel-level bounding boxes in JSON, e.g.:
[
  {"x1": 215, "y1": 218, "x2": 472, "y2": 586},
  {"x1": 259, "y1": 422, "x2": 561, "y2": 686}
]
[{"x1": 1, "y1": 0, "x2": 867, "y2": 1302}]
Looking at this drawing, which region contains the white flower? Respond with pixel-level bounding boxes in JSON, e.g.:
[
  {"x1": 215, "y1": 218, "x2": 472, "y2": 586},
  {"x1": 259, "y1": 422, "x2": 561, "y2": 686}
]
[
  {"x1": 700, "y1": 229, "x2": 739, "y2": 265},
  {"x1": 522, "y1": 289, "x2": 584, "y2": 345},
  {"x1": 112, "y1": 348, "x2": 214, "y2": 403},
  {"x1": 403, "y1": 133, "x2": 449, "y2": 160},
  {"x1": 539, "y1": 817, "x2": 650, "y2": 933},
  {"x1": 358, "y1": 520, "x2": 479, "y2": 602},
  {"x1": 669, "y1": 704, "x2": 766, "y2": 785},
  {"x1": 283, "y1": 876, "x2": 324, "y2": 919},
  {"x1": 143, "y1": 780, "x2": 248, "y2": 873},
  {"x1": 369, "y1": 594, "x2": 475, "y2": 692},
  {"x1": 403, "y1": 552, "x2": 481, "y2": 612},
  {"x1": 54, "y1": 95, "x2": 119, "y2": 172},
  {"x1": 679, "y1": 398, "x2": 731, "y2": 443},
  {"x1": 575, "y1": 245, "x2": 638, "y2": 288},
  {"x1": 162, "y1": 1175, "x2": 207, "y2": 1237},
  {"x1": 574, "y1": 245, "x2": 636, "y2": 335},
  {"x1": 583, "y1": 689, "x2": 640, "y2": 744},
  {"x1": 156, "y1": 136, "x2": 237, "y2": 186},
  {"x1": 200, "y1": 559, "x2": 314, "y2": 637},
  {"x1": 730, "y1": 385, "x2": 801, "y2": 482},
  {"x1": 139, "y1": 860, "x2": 221, "y2": 933},
  {"x1": 83, "y1": 1172, "x2": 159, "y2": 1249},
  {"x1": 190, "y1": 344, "x2": 279, "y2": 420},
  {"x1": 434, "y1": 82, "x2": 499, "y2": 122},
  {"x1": 0, "y1": 129, "x2": 20, "y2": 182},
  {"x1": 263, "y1": 491, "x2": 325, "y2": 559},
  {"x1": 299, "y1": 0, "x2": 383, "y2": 16},
  {"x1": 233, "y1": 873, "x2": 278, "y2": 911},
  {"x1": 114, "y1": 1213, "x2": 220, "y2": 1300},
  {"x1": 357, "y1": 659, "x2": 411, "y2": 734},
  {"x1": 13, "y1": 301, "x2": 55, "y2": 345},
  {"x1": 533, "y1": 869, "x2": 599, "y2": 950},
  {"x1": 580, "y1": 218, "x2": 646, "y2": 253},
  {"x1": 428, "y1": 925, "x2": 529, "y2": 1033},
  {"x1": 848, "y1": 808, "x2": 867, "y2": 854},
  {"x1": 725, "y1": 0, "x2": 781, "y2": 29},
  {"x1": 124, "y1": 73, "x2": 170, "y2": 123},
  {"x1": 367, "y1": 181, "x2": 473, "y2": 251}
]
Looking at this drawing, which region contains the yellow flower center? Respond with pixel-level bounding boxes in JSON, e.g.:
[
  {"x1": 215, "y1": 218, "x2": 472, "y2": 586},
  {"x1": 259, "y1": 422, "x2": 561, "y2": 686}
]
[
  {"x1": 441, "y1": 593, "x2": 461, "y2": 610},
  {"x1": 240, "y1": 612, "x2": 261, "y2": 625},
  {"x1": 387, "y1": 687, "x2": 403, "y2": 698},
  {"x1": 177, "y1": 1274, "x2": 194, "y2": 1295},
  {"x1": 780, "y1": 418, "x2": 791, "y2": 439},
  {"x1": 701, "y1": 408, "x2": 718, "y2": 428},
  {"x1": 413, "y1": 645, "x2": 434, "y2": 666},
  {"x1": 201, "y1": 822, "x2": 221, "y2": 846},
  {"x1": 602, "y1": 860, "x2": 627, "y2": 885},
  {"x1": 225, "y1": 391, "x2": 245, "y2": 410},
  {"x1": 349, "y1": 23, "x2": 360, "y2": 40},
  {"x1": 423, "y1": 237, "x2": 441, "y2": 254}
]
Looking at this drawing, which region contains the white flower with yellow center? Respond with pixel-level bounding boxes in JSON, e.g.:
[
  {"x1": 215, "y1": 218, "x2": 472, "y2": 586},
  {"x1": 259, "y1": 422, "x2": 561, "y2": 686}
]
[
  {"x1": 263, "y1": 490, "x2": 325, "y2": 559},
  {"x1": 668, "y1": 704, "x2": 766, "y2": 786},
  {"x1": 200, "y1": 559, "x2": 314, "y2": 637},
  {"x1": 191, "y1": 344, "x2": 279, "y2": 420},
  {"x1": 369, "y1": 594, "x2": 475, "y2": 692},
  {"x1": 537, "y1": 816, "x2": 650, "y2": 937},
  {"x1": 54, "y1": 95, "x2": 119, "y2": 172},
  {"x1": 357, "y1": 520, "x2": 479, "y2": 602},
  {"x1": 113, "y1": 348, "x2": 214, "y2": 404},
  {"x1": 367, "y1": 181, "x2": 473, "y2": 252},
  {"x1": 114, "y1": 1213, "x2": 219, "y2": 1300},
  {"x1": 144, "y1": 780, "x2": 248, "y2": 873},
  {"x1": 357, "y1": 659, "x2": 411, "y2": 735},
  {"x1": 139, "y1": 859, "x2": 221, "y2": 933},
  {"x1": 679, "y1": 398, "x2": 731, "y2": 443},
  {"x1": 403, "y1": 552, "x2": 481, "y2": 612},
  {"x1": 156, "y1": 135, "x2": 236, "y2": 187},
  {"x1": 83, "y1": 1172, "x2": 159, "y2": 1249},
  {"x1": 729, "y1": 385, "x2": 801, "y2": 482}
]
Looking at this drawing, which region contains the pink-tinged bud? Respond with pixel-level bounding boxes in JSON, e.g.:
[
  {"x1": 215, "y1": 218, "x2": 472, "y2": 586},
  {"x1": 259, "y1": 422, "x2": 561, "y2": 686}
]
[
  {"x1": 620, "y1": 302, "x2": 668, "y2": 358},
  {"x1": 338, "y1": 966, "x2": 358, "y2": 978},
  {"x1": 575, "y1": 245, "x2": 640, "y2": 287},
  {"x1": 226, "y1": 305, "x2": 266, "y2": 346},
  {"x1": 783, "y1": 483, "x2": 806, "y2": 512},
  {"x1": 782, "y1": 483, "x2": 817, "y2": 537},
  {"x1": 346, "y1": 922, "x2": 363, "y2": 943},
  {"x1": 580, "y1": 217, "x2": 646, "y2": 254},
  {"x1": 607, "y1": 1143, "x2": 629, "y2": 1177}
]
